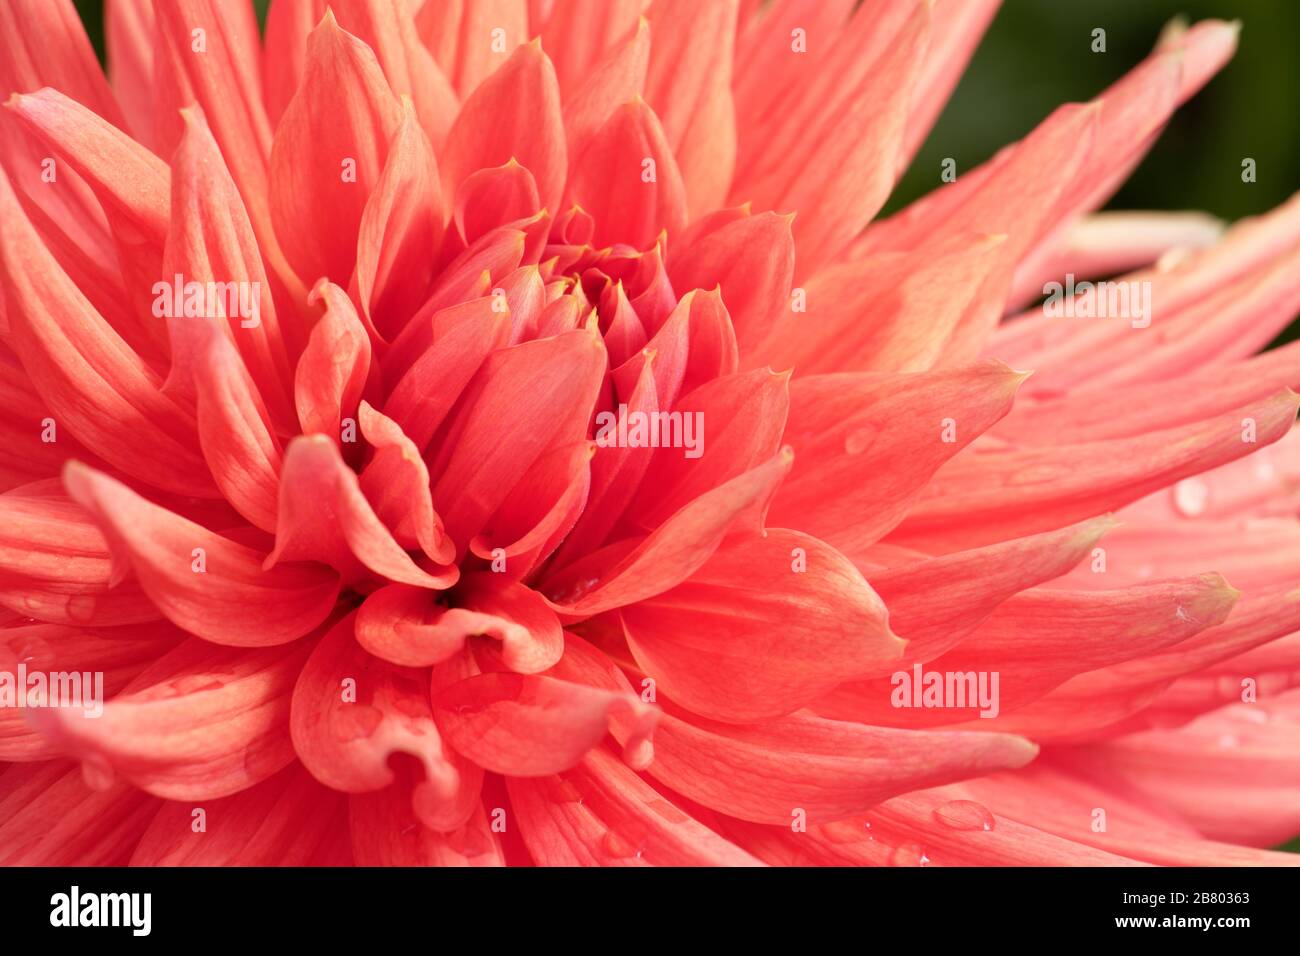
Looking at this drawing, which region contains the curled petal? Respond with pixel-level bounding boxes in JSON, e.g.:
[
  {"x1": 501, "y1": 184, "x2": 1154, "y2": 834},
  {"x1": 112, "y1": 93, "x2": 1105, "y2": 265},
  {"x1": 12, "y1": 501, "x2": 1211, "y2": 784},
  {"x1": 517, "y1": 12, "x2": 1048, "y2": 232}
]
[
  {"x1": 291, "y1": 614, "x2": 478, "y2": 832},
  {"x1": 63, "y1": 463, "x2": 340, "y2": 646},
  {"x1": 268, "y1": 435, "x2": 458, "y2": 589},
  {"x1": 432, "y1": 670, "x2": 659, "y2": 776},
  {"x1": 34, "y1": 636, "x2": 312, "y2": 800},
  {"x1": 356, "y1": 575, "x2": 562, "y2": 674}
]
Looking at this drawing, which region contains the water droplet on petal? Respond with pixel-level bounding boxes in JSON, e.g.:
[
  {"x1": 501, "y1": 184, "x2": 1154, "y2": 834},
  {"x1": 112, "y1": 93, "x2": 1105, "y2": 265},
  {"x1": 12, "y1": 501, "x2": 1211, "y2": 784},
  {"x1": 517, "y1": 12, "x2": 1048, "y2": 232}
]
[
  {"x1": 1173, "y1": 478, "x2": 1209, "y2": 516},
  {"x1": 888, "y1": 843, "x2": 930, "y2": 866},
  {"x1": 1236, "y1": 706, "x2": 1269, "y2": 724},
  {"x1": 601, "y1": 828, "x2": 643, "y2": 860},
  {"x1": 933, "y1": 800, "x2": 996, "y2": 832},
  {"x1": 545, "y1": 778, "x2": 584, "y2": 804},
  {"x1": 332, "y1": 704, "x2": 384, "y2": 741},
  {"x1": 844, "y1": 425, "x2": 879, "y2": 456},
  {"x1": 820, "y1": 820, "x2": 871, "y2": 844},
  {"x1": 172, "y1": 674, "x2": 226, "y2": 695},
  {"x1": 1008, "y1": 464, "x2": 1067, "y2": 486},
  {"x1": 621, "y1": 734, "x2": 654, "y2": 770}
]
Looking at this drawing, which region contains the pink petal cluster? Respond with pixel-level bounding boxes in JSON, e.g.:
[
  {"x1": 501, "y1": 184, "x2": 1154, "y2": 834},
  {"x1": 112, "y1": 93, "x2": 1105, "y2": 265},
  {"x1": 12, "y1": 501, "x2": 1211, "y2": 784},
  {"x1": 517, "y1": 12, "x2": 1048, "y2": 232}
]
[{"x1": 0, "y1": 0, "x2": 1298, "y2": 866}]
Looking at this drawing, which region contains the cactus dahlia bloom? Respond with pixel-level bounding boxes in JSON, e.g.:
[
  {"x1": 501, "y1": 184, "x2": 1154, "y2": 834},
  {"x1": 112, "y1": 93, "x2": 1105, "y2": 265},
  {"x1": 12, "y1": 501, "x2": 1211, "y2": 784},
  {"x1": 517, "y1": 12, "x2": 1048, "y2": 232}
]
[{"x1": 2, "y1": 0, "x2": 1300, "y2": 870}]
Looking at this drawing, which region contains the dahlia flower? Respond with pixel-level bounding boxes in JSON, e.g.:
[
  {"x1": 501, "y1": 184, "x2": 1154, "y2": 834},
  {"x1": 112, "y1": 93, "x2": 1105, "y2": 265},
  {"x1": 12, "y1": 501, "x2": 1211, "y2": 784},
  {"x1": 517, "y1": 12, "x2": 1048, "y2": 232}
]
[{"x1": 0, "y1": 0, "x2": 1298, "y2": 868}]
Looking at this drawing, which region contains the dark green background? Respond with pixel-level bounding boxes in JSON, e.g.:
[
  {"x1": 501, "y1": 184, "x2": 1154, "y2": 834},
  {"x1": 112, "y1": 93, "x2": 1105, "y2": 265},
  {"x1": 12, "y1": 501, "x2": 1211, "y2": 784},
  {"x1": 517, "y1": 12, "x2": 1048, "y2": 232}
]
[{"x1": 67, "y1": 0, "x2": 1299, "y2": 852}]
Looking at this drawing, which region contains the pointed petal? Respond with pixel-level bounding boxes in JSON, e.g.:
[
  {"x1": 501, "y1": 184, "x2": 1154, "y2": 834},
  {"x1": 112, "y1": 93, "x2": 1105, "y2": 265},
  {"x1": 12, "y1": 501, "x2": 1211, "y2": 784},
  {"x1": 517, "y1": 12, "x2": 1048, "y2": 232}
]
[
  {"x1": 358, "y1": 402, "x2": 454, "y2": 563},
  {"x1": 269, "y1": 10, "x2": 402, "y2": 285},
  {"x1": 865, "y1": 518, "x2": 1114, "y2": 661},
  {"x1": 818, "y1": 574, "x2": 1238, "y2": 727},
  {"x1": 295, "y1": 279, "x2": 373, "y2": 440},
  {"x1": 630, "y1": 367, "x2": 788, "y2": 528},
  {"x1": 561, "y1": 15, "x2": 650, "y2": 153},
  {"x1": 566, "y1": 98, "x2": 687, "y2": 250},
  {"x1": 356, "y1": 94, "x2": 444, "y2": 339},
  {"x1": 428, "y1": 329, "x2": 605, "y2": 550},
  {"x1": 669, "y1": 210, "x2": 794, "y2": 353},
  {"x1": 415, "y1": 0, "x2": 529, "y2": 98},
  {"x1": 439, "y1": 39, "x2": 566, "y2": 215},
  {"x1": 165, "y1": 105, "x2": 295, "y2": 433},
  {"x1": 383, "y1": 298, "x2": 511, "y2": 451},
  {"x1": 331, "y1": 0, "x2": 460, "y2": 149}
]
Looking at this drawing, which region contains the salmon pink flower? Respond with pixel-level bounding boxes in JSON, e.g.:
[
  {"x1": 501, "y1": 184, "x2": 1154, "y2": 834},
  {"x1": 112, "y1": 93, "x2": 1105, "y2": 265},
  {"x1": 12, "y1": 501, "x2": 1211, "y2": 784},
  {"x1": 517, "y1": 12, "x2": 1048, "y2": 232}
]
[{"x1": 0, "y1": 0, "x2": 1299, "y2": 867}]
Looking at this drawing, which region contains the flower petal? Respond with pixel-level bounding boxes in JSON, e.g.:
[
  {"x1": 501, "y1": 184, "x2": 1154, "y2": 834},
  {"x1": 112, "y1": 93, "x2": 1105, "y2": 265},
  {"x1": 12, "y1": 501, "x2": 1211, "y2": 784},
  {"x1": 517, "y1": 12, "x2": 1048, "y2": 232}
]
[
  {"x1": 291, "y1": 614, "x2": 479, "y2": 831},
  {"x1": 63, "y1": 462, "x2": 340, "y2": 646},
  {"x1": 0, "y1": 762, "x2": 158, "y2": 865},
  {"x1": 507, "y1": 744, "x2": 762, "y2": 865},
  {"x1": 623, "y1": 529, "x2": 902, "y2": 722},
  {"x1": 34, "y1": 636, "x2": 312, "y2": 800},
  {"x1": 269, "y1": 10, "x2": 401, "y2": 286},
  {"x1": 130, "y1": 762, "x2": 352, "y2": 865},
  {"x1": 439, "y1": 39, "x2": 566, "y2": 216},
  {"x1": 268, "y1": 435, "x2": 458, "y2": 589}
]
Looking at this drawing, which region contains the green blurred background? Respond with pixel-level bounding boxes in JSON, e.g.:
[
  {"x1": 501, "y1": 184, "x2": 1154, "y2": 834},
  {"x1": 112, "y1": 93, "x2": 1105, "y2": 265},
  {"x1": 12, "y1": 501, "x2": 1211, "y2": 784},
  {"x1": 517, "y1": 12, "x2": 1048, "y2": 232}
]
[
  {"x1": 67, "y1": 0, "x2": 1299, "y2": 850},
  {"x1": 890, "y1": 0, "x2": 1299, "y2": 220}
]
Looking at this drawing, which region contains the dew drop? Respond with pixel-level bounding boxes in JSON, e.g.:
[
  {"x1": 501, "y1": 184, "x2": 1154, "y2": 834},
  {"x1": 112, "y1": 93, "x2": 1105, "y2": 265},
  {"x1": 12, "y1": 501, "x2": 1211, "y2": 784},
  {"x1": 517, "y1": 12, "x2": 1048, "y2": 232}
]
[
  {"x1": 1173, "y1": 478, "x2": 1210, "y2": 516},
  {"x1": 1235, "y1": 706, "x2": 1269, "y2": 725},
  {"x1": 1216, "y1": 675, "x2": 1244, "y2": 699},
  {"x1": 601, "y1": 828, "x2": 642, "y2": 860},
  {"x1": 820, "y1": 820, "x2": 871, "y2": 844},
  {"x1": 332, "y1": 704, "x2": 384, "y2": 741},
  {"x1": 932, "y1": 799, "x2": 995, "y2": 832},
  {"x1": 545, "y1": 778, "x2": 584, "y2": 804},
  {"x1": 171, "y1": 674, "x2": 226, "y2": 696},
  {"x1": 1008, "y1": 464, "x2": 1065, "y2": 486},
  {"x1": 844, "y1": 425, "x2": 879, "y2": 456},
  {"x1": 621, "y1": 733, "x2": 655, "y2": 771},
  {"x1": 888, "y1": 843, "x2": 930, "y2": 867}
]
